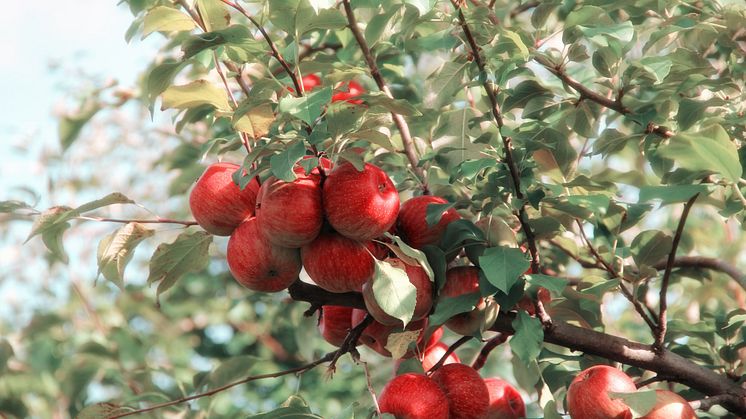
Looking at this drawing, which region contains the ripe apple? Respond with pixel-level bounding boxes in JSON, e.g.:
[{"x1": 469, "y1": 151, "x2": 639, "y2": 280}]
[
  {"x1": 301, "y1": 231, "x2": 375, "y2": 293},
  {"x1": 188, "y1": 162, "x2": 259, "y2": 236},
  {"x1": 484, "y1": 378, "x2": 525, "y2": 419},
  {"x1": 226, "y1": 217, "x2": 301, "y2": 292},
  {"x1": 378, "y1": 373, "x2": 450, "y2": 419},
  {"x1": 318, "y1": 305, "x2": 354, "y2": 347},
  {"x1": 351, "y1": 309, "x2": 427, "y2": 357},
  {"x1": 566, "y1": 365, "x2": 636, "y2": 419},
  {"x1": 293, "y1": 156, "x2": 333, "y2": 181},
  {"x1": 256, "y1": 175, "x2": 323, "y2": 248},
  {"x1": 431, "y1": 363, "x2": 490, "y2": 419},
  {"x1": 640, "y1": 390, "x2": 696, "y2": 419},
  {"x1": 288, "y1": 74, "x2": 322, "y2": 93},
  {"x1": 421, "y1": 341, "x2": 460, "y2": 372},
  {"x1": 397, "y1": 195, "x2": 461, "y2": 249},
  {"x1": 332, "y1": 80, "x2": 365, "y2": 104},
  {"x1": 362, "y1": 258, "x2": 433, "y2": 326},
  {"x1": 423, "y1": 326, "x2": 444, "y2": 351},
  {"x1": 365, "y1": 240, "x2": 390, "y2": 260},
  {"x1": 322, "y1": 161, "x2": 400, "y2": 241},
  {"x1": 441, "y1": 266, "x2": 499, "y2": 336}
]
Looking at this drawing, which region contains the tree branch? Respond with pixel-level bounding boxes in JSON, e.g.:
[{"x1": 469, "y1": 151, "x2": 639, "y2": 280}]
[
  {"x1": 655, "y1": 193, "x2": 698, "y2": 350},
  {"x1": 471, "y1": 333, "x2": 508, "y2": 371},
  {"x1": 510, "y1": 1, "x2": 539, "y2": 18},
  {"x1": 341, "y1": 0, "x2": 427, "y2": 191},
  {"x1": 449, "y1": 1, "x2": 540, "y2": 272},
  {"x1": 652, "y1": 256, "x2": 746, "y2": 291},
  {"x1": 287, "y1": 282, "x2": 746, "y2": 415},
  {"x1": 426, "y1": 335, "x2": 472, "y2": 373}
]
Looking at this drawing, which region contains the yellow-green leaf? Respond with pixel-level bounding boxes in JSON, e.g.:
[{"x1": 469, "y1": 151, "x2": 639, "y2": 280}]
[
  {"x1": 97, "y1": 223, "x2": 155, "y2": 289},
  {"x1": 161, "y1": 80, "x2": 232, "y2": 112},
  {"x1": 142, "y1": 6, "x2": 196, "y2": 39}
]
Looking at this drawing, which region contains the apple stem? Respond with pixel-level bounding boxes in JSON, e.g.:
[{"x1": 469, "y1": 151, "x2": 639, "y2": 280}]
[{"x1": 426, "y1": 335, "x2": 472, "y2": 374}]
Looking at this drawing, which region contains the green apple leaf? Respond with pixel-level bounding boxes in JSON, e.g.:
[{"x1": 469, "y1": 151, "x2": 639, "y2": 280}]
[
  {"x1": 425, "y1": 202, "x2": 456, "y2": 227},
  {"x1": 41, "y1": 221, "x2": 71, "y2": 264},
  {"x1": 638, "y1": 185, "x2": 711, "y2": 205},
  {"x1": 609, "y1": 390, "x2": 657, "y2": 417},
  {"x1": 142, "y1": 6, "x2": 196, "y2": 39},
  {"x1": 657, "y1": 124, "x2": 741, "y2": 183},
  {"x1": 525, "y1": 274, "x2": 568, "y2": 296},
  {"x1": 385, "y1": 234, "x2": 435, "y2": 282},
  {"x1": 161, "y1": 80, "x2": 231, "y2": 112},
  {"x1": 429, "y1": 292, "x2": 480, "y2": 326},
  {"x1": 631, "y1": 230, "x2": 672, "y2": 268},
  {"x1": 250, "y1": 395, "x2": 323, "y2": 419},
  {"x1": 510, "y1": 311, "x2": 543, "y2": 365},
  {"x1": 195, "y1": 0, "x2": 229, "y2": 32},
  {"x1": 233, "y1": 102, "x2": 275, "y2": 139},
  {"x1": 270, "y1": 140, "x2": 306, "y2": 182},
  {"x1": 147, "y1": 231, "x2": 212, "y2": 303},
  {"x1": 479, "y1": 246, "x2": 530, "y2": 293},
  {"x1": 371, "y1": 260, "x2": 418, "y2": 327},
  {"x1": 278, "y1": 87, "x2": 332, "y2": 125},
  {"x1": 97, "y1": 223, "x2": 155, "y2": 289}
]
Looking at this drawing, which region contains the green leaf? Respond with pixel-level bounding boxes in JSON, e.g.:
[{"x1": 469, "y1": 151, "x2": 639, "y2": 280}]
[
  {"x1": 385, "y1": 330, "x2": 420, "y2": 360},
  {"x1": 233, "y1": 102, "x2": 275, "y2": 139},
  {"x1": 631, "y1": 230, "x2": 672, "y2": 268},
  {"x1": 250, "y1": 395, "x2": 323, "y2": 419},
  {"x1": 365, "y1": 93, "x2": 422, "y2": 116},
  {"x1": 676, "y1": 99, "x2": 707, "y2": 131},
  {"x1": 577, "y1": 21, "x2": 634, "y2": 47},
  {"x1": 76, "y1": 403, "x2": 130, "y2": 419},
  {"x1": 161, "y1": 80, "x2": 231, "y2": 112},
  {"x1": 304, "y1": 8, "x2": 347, "y2": 32},
  {"x1": 425, "y1": 202, "x2": 456, "y2": 227},
  {"x1": 0, "y1": 200, "x2": 34, "y2": 213},
  {"x1": 510, "y1": 311, "x2": 543, "y2": 364},
  {"x1": 97, "y1": 223, "x2": 155, "y2": 290},
  {"x1": 638, "y1": 185, "x2": 711, "y2": 204},
  {"x1": 195, "y1": 0, "x2": 229, "y2": 32},
  {"x1": 144, "y1": 60, "x2": 187, "y2": 109},
  {"x1": 609, "y1": 390, "x2": 657, "y2": 417},
  {"x1": 657, "y1": 125, "x2": 741, "y2": 182},
  {"x1": 385, "y1": 235, "x2": 435, "y2": 282},
  {"x1": 428, "y1": 61, "x2": 468, "y2": 107},
  {"x1": 371, "y1": 260, "x2": 418, "y2": 326},
  {"x1": 0, "y1": 339, "x2": 13, "y2": 373},
  {"x1": 142, "y1": 6, "x2": 196, "y2": 39},
  {"x1": 268, "y1": 0, "x2": 314, "y2": 35},
  {"x1": 478, "y1": 247, "x2": 530, "y2": 293},
  {"x1": 59, "y1": 100, "x2": 102, "y2": 151},
  {"x1": 525, "y1": 274, "x2": 568, "y2": 296},
  {"x1": 41, "y1": 222, "x2": 71, "y2": 263},
  {"x1": 27, "y1": 193, "x2": 134, "y2": 243},
  {"x1": 181, "y1": 25, "x2": 263, "y2": 59},
  {"x1": 430, "y1": 292, "x2": 480, "y2": 325},
  {"x1": 270, "y1": 141, "x2": 307, "y2": 182},
  {"x1": 278, "y1": 87, "x2": 332, "y2": 125},
  {"x1": 147, "y1": 231, "x2": 213, "y2": 301}
]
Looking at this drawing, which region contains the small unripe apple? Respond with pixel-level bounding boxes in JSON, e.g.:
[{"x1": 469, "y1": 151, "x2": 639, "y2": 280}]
[
  {"x1": 301, "y1": 231, "x2": 375, "y2": 293},
  {"x1": 226, "y1": 217, "x2": 301, "y2": 292},
  {"x1": 362, "y1": 258, "x2": 433, "y2": 325},
  {"x1": 640, "y1": 390, "x2": 696, "y2": 419},
  {"x1": 431, "y1": 363, "x2": 490, "y2": 419},
  {"x1": 331, "y1": 80, "x2": 365, "y2": 104},
  {"x1": 322, "y1": 161, "x2": 399, "y2": 241},
  {"x1": 484, "y1": 378, "x2": 525, "y2": 419},
  {"x1": 567, "y1": 365, "x2": 636, "y2": 419},
  {"x1": 351, "y1": 309, "x2": 427, "y2": 357},
  {"x1": 441, "y1": 266, "x2": 499, "y2": 336},
  {"x1": 256, "y1": 175, "x2": 323, "y2": 248},
  {"x1": 318, "y1": 305, "x2": 354, "y2": 347},
  {"x1": 378, "y1": 373, "x2": 450, "y2": 419},
  {"x1": 421, "y1": 341, "x2": 460, "y2": 372},
  {"x1": 397, "y1": 195, "x2": 461, "y2": 249},
  {"x1": 188, "y1": 162, "x2": 259, "y2": 236}
]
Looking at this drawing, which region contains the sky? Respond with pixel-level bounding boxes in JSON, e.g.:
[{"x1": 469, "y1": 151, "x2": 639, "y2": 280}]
[{"x1": 0, "y1": 2, "x2": 161, "y2": 322}]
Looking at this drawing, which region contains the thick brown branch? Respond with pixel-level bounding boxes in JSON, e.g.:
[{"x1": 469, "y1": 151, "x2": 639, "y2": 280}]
[
  {"x1": 341, "y1": 0, "x2": 427, "y2": 191},
  {"x1": 652, "y1": 256, "x2": 746, "y2": 290},
  {"x1": 655, "y1": 193, "x2": 699, "y2": 350},
  {"x1": 450, "y1": 1, "x2": 540, "y2": 271}
]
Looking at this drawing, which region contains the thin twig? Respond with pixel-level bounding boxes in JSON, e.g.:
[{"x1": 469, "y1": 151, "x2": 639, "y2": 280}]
[
  {"x1": 471, "y1": 333, "x2": 508, "y2": 370},
  {"x1": 76, "y1": 216, "x2": 198, "y2": 226},
  {"x1": 341, "y1": 0, "x2": 427, "y2": 191},
  {"x1": 635, "y1": 374, "x2": 674, "y2": 389},
  {"x1": 213, "y1": 51, "x2": 253, "y2": 155},
  {"x1": 329, "y1": 314, "x2": 374, "y2": 372},
  {"x1": 655, "y1": 193, "x2": 699, "y2": 351},
  {"x1": 109, "y1": 353, "x2": 335, "y2": 418},
  {"x1": 426, "y1": 335, "x2": 472, "y2": 374},
  {"x1": 361, "y1": 361, "x2": 382, "y2": 418},
  {"x1": 449, "y1": 0, "x2": 540, "y2": 272},
  {"x1": 510, "y1": 1, "x2": 539, "y2": 18}
]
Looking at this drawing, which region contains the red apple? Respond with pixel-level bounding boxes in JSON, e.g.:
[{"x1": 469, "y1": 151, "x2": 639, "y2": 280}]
[
  {"x1": 484, "y1": 378, "x2": 525, "y2": 419},
  {"x1": 365, "y1": 240, "x2": 390, "y2": 260},
  {"x1": 378, "y1": 373, "x2": 450, "y2": 419},
  {"x1": 293, "y1": 156, "x2": 333, "y2": 181},
  {"x1": 421, "y1": 341, "x2": 460, "y2": 372},
  {"x1": 640, "y1": 390, "x2": 696, "y2": 419},
  {"x1": 188, "y1": 162, "x2": 259, "y2": 236},
  {"x1": 424, "y1": 326, "x2": 444, "y2": 351},
  {"x1": 431, "y1": 363, "x2": 490, "y2": 419},
  {"x1": 288, "y1": 74, "x2": 322, "y2": 93},
  {"x1": 323, "y1": 161, "x2": 400, "y2": 241},
  {"x1": 397, "y1": 195, "x2": 461, "y2": 249},
  {"x1": 362, "y1": 258, "x2": 433, "y2": 325},
  {"x1": 226, "y1": 217, "x2": 301, "y2": 292},
  {"x1": 332, "y1": 80, "x2": 365, "y2": 104},
  {"x1": 567, "y1": 365, "x2": 636, "y2": 419},
  {"x1": 301, "y1": 231, "x2": 375, "y2": 293},
  {"x1": 256, "y1": 175, "x2": 323, "y2": 248},
  {"x1": 318, "y1": 305, "x2": 354, "y2": 347},
  {"x1": 351, "y1": 309, "x2": 427, "y2": 357},
  {"x1": 441, "y1": 266, "x2": 499, "y2": 336}
]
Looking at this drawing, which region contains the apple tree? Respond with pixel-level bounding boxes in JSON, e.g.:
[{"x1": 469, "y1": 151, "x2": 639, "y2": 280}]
[{"x1": 2, "y1": 0, "x2": 746, "y2": 417}]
